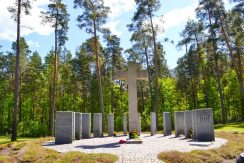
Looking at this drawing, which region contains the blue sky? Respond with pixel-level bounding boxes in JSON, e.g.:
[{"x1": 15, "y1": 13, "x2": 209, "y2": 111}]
[{"x1": 0, "y1": 0, "x2": 231, "y2": 69}]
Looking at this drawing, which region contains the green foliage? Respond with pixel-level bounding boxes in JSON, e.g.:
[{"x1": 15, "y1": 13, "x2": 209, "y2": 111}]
[
  {"x1": 214, "y1": 122, "x2": 244, "y2": 133},
  {"x1": 0, "y1": 0, "x2": 243, "y2": 138},
  {"x1": 129, "y1": 129, "x2": 139, "y2": 139}
]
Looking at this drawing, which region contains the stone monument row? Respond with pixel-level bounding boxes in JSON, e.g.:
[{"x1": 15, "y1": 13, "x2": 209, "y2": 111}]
[{"x1": 54, "y1": 61, "x2": 215, "y2": 144}]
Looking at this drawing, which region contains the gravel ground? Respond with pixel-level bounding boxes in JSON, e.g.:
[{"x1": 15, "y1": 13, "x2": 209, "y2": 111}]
[{"x1": 43, "y1": 134, "x2": 227, "y2": 163}]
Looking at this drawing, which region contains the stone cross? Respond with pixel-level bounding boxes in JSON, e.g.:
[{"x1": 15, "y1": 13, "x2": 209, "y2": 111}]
[{"x1": 117, "y1": 62, "x2": 148, "y2": 132}]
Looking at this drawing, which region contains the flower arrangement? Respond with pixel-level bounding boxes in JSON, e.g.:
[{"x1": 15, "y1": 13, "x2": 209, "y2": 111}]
[
  {"x1": 119, "y1": 139, "x2": 126, "y2": 144},
  {"x1": 189, "y1": 128, "x2": 193, "y2": 138},
  {"x1": 129, "y1": 129, "x2": 139, "y2": 139}
]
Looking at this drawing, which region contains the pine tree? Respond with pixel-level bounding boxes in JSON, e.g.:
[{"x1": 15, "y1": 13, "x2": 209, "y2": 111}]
[
  {"x1": 129, "y1": 0, "x2": 162, "y2": 129},
  {"x1": 74, "y1": 0, "x2": 110, "y2": 131},
  {"x1": 41, "y1": 0, "x2": 69, "y2": 136},
  {"x1": 8, "y1": 0, "x2": 32, "y2": 141}
]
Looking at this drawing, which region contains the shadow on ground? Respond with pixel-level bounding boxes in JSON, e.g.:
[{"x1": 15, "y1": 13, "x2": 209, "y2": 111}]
[{"x1": 75, "y1": 142, "x2": 120, "y2": 149}]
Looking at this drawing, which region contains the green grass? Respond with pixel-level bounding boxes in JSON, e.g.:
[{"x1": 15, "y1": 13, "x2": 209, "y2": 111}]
[
  {"x1": 158, "y1": 122, "x2": 244, "y2": 163},
  {"x1": 0, "y1": 122, "x2": 243, "y2": 163},
  {"x1": 0, "y1": 137, "x2": 118, "y2": 163},
  {"x1": 214, "y1": 122, "x2": 244, "y2": 133},
  {"x1": 158, "y1": 132, "x2": 244, "y2": 163},
  {"x1": 0, "y1": 136, "x2": 36, "y2": 145}
]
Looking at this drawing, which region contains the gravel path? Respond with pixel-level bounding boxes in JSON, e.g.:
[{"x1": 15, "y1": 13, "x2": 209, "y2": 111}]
[{"x1": 43, "y1": 134, "x2": 227, "y2": 163}]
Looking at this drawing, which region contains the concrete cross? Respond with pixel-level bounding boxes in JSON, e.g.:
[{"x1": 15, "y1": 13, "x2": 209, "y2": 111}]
[{"x1": 117, "y1": 62, "x2": 148, "y2": 132}]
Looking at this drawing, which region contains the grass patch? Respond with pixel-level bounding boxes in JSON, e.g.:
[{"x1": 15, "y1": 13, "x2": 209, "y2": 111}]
[
  {"x1": 214, "y1": 122, "x2": 244, "y2": 133},
  {"x1": 158, "y1": 132, "x2": 244, "y2": 163},
  {"x1": 58, "y1": 152, "x2": 118, "y2": 163},
  {"x1": 0, "y1": 137, "x2": 118, "y2": 163},
  {"x1": 0, "y1": 136, "x2": 36, "y2": 145}
]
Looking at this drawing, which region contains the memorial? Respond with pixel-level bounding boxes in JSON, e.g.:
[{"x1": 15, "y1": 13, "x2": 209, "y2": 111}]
[
  {"x1": 194, "y1": 108, "x2": 215, "y2": 141},
  {"x1": 151, "y1": 112, "x2": 156, "y2": 136},
  {"x1": 93, "y1": 113, "x2": 102, "y2": 137},
  {"x1": 108, "y1": 113, "x2": 114, "y2": 137},
  {"x1": 75, "y1": 112, "x2": 82, "y2": 140},
  {"x1": 55, "y1": 111, "x2": 75, "y2": 144},
  {"x1": 117, "y1": 62, "x2": 148, "y2": 133},
  {"x1": 174, "y1": 111, "x2": 185, "y2": 137},
  {"x1": 137, "y1": 113, "x2": 141, "y2": 135},
  {"x1": 163, "y1": 112, "x2": 172, "y2": 136},
  {"x1": 184, "y1": 110, "x2": 193, "y2": 138},
  {"x1": 82, "y1": 113, "x2": 91, "y2": 139},
  {"x1": 123, "y1": 113, "x2": 127, "y2": 135}
]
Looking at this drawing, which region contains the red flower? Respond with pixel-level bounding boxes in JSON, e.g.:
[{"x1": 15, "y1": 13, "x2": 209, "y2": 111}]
[{"x1": 119, "y1": 139, "x2": 126, "y2": 144}]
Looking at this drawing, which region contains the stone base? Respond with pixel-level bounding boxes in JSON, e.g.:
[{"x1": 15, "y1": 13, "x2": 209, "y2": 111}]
[
  {"x1": 190, "y1": 142, "x2": 213, "y2": 146},
  {"x1": 126, "y1": 139, "x2": 143, "y2": 144}
]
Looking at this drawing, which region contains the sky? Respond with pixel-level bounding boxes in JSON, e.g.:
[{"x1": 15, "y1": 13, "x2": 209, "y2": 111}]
[{"x1": 0, "y1": 0, "x2": 232, "y2": 69}]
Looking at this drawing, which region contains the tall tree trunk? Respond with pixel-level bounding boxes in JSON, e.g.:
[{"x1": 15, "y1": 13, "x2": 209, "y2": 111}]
[
  {"x1": 144, "y1": 47, "x2": 154, "y2": 114},
  {"x1": 50, "y1": 19, "x2": 58, "y2": 137},
  {"x1": 48, "y1": 67, "x2": 53, "y2": 135},
  {"x1": 93, "y1": 21, "x2": 105, "y2": 131},
  {"x1": 195, "y1": 34, "x2": 209, "y2": 107},
  {"x1": 191, "y1": 77, "x2": 197, "y2": 109},
  {"x1": 140, "y1": 82, "x2": 145, "y2": 112},
  {"x1": 19, "y1": 74, "x2": 22, "y2": 122},
  {"x1": 214, "y1": 56, "x2": 226, "y2": 123},
  {"x1": 111, "y1": 44, "x2": 115, "y2": 113},
  {"x1": 11, "y1": 0, "x2": 21, "y2": 141},
  {"x1": 81, "y1": 66, "x2": 87, "y2": 113},
  {"x1": 0, "y1": 88, "x2": 4, "y2": 134},
  {"x1": 236, "y1": 42, "x2": 244, "y2": 120},
  {"x1": 217, "y1": 11, "x2": 244, "y2": 118},
  {"x1": 148, "y1": 5, "x2": 159, "y2": 130},
  {"x1": 206, "y1": 0, "x2": 226, "y2": 123}
]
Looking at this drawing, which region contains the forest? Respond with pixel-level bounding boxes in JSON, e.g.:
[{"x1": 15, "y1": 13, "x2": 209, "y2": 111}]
[{"x1": 0, "y1": 0, "x2": 243, "y2": 140}]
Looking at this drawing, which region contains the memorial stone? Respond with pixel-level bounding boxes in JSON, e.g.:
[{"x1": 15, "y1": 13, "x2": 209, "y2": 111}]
[
  {"x1": 93, "y1": 113, "x2": 102, "y2": 137},
  {"x1": 194, "y1": 108, "x2": 215, "y2": 141},
  {"x1": 184, "y1": 110, "x2": 193, "y2": 138},
  {"x1": 192, "y1": 110, "x2": 197, "y2": 139},
  {"x1": 123, "y1": 113, "x2": 127, "y2": 135},
  {"x1": 163, "y1": 112, "x2": 172, "y2": 136},
  {"x1": 75, "y1": 112, "x2": 82, "y2": 140},
  {"x1": 117, "y1": 62, "x2": 148, "y2": 132},
  {"x1": 137, "y1": 113, "x2": 141, "y2": 135},
  {"x1": 174, "y1": 111, "x2": 185, "y2": 137},
  {"x1": 55, "y1": 111, "x2": 74, "y2": 144},
  {"x1": 82, "y1": 113, "x2": 91, "y2": 139},
  {"x1": 151, "y1": 112, "x2": 156, "y2": 136},
  {"x1": 108, "y1": 113, "x2": 114, "y2": 137}
]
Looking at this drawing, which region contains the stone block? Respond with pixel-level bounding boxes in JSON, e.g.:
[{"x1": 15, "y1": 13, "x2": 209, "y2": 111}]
[
  {"x1": 93, "y1": 113, "x2": 102, "y2": 137},
  {"x1": 163, "y1": 112, "x2": 172, "y2": 136},
  {"x1": 192, "y1": 110, "x2": 197, "y2": 139},
  {"x1": 137, "y1": 113, "x2": 141, "y2": 135},
  {"x1": 55, "y1": 111, "x2": 74, "y2": 144},
  {"x1": 174, "y1": 111, "x2": 185, "y2": 137},
  {"x1": 82, "y1": 113, "x2": 91, "y2": 139},
  {"x1": 123, "y1": 113, "x2": 127, "y2": 135},
  {"x1": 195, "y1": 108, "x2": 215, "y2": 141},
  {"x1": 150, "y1": 112, "x2": 156, "y2": 136},
  {"x1": 75, "y1": 112, "x2": 82, "y2": 140},
  {"x1": 108, "y1": 113, "x2": 114, "y2": 136},
  {"x1": 184, "y1": 110, "x2": 193, "y2": 138}
]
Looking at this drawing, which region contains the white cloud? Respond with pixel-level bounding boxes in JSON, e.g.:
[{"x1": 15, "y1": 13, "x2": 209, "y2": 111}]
[
  {"x1": 163, "y1": 4, "x2": 197, "y2": 31},
  {"x1": 27, "y1": 40, "x2": 40, "y2": 48},
  {"x1": 103, "y1": 0, "x2": 135, "y2": 19},
  {"x1": 102, "y1": 0, "x2": 135, "y2": 36},
  {"x1": 103, "y1": 20, "x2": 122, "y2": 37},
  {"x1": 0, "y1": 0, "x2": 53, "y2": 42}
]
